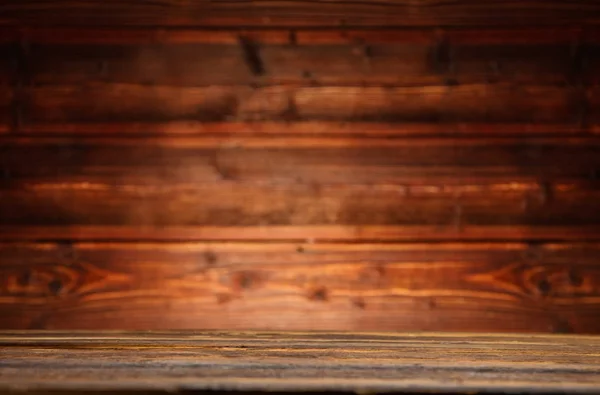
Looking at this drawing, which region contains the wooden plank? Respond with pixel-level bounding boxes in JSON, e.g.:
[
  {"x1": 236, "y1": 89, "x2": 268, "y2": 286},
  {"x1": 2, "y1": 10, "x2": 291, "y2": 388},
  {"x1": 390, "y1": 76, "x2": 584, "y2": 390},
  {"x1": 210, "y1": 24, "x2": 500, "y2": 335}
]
[
  {"x1": 3, "y1": 225, "x2": 600, "y2": 242},
  {"x1": 28, "y1": 43, "x2": 440, "y2": 87},
  {"x1": 24, "y1": 41, "x2": 590, "y2": 87},
  {"x1": 1, "y1": 333, "x2": 600, "y2": 395},
  {"x1": 2, "y1": 1, "x2": 600, "y2": 27},
  {"x1": 2, "y1": 136, "x2": 599, "y2": 185},
  {"x1": 19, "y1": 122, "x2": 593, "y2": 137},
  {"x1": 24, "y1": 84, "x2": 583, "y2": 123},
  {"x1": 1, "y1": 180, "x2": 600, "y2": 240},
  {"x1": 4, "y1": 26, "x2": 587, "y2": 45},
  {"x1": 1, "y1": 243, "x2": 600, "y2": 333},
  {"x1": 2, "y1": 136, "x2": 598, "y2": 241}
]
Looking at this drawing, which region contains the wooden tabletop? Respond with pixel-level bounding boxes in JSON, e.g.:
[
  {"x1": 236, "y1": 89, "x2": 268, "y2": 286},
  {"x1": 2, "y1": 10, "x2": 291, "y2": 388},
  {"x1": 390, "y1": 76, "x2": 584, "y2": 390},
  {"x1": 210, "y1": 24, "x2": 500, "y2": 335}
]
[{"x1": 0, "y1": 331, "x2": 599, "y2": 394}]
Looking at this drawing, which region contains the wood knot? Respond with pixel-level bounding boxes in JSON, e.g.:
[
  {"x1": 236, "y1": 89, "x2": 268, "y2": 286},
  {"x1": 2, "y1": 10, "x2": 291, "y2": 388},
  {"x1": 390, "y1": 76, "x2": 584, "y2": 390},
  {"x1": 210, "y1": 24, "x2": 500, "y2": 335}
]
[
  {"x1": 216, "y1": 293, "x2": 234, "y2": 305},
  {"x1": 48, "y1": 279, "x2": 63, "y2": 296},
  {"x1": 204, "y1": 251, "x2": 218, "y2": 266},
  {"x1": 17, "y1": 271, "x2": 32, "y2": 287},
  {"x1": 308, "y1": 287, "x2": 328, "y2": 302},
  {"x1": 568, "y1": 270, "x2": 583, "y2": 287},
  {"x1": 238, "y1": 274, "x2": 253, "y2": 290},
  {"x1": 428, "y1": 298, "x2": 437, "y2": 309},
  {"x1": 232, "y1": 271, "x2": 262, "y2": 292},
  {"x1": 536, "y1": 278, "x2": 551, "y2": 297},
  {"x1": 352, "y1": 297, "x2": 366, "y2": 310}
]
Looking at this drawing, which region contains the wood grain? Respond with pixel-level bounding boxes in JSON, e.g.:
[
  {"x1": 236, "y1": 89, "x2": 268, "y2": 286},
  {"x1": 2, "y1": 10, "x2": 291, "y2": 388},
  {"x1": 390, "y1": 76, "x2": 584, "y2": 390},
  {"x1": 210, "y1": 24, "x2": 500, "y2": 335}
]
[
  {"x1": 1, "y1": 136, "x2": 598, "y2": 241},
  {"x1": 22, "y1": 41, "x2": 593, "y2": 87},
  {"x1": 19, "y1": 122, "x2": 593, "y2": 137},
  {"x1": 23, "y1": 84, "x2": 585, "y2": 124},
  {"x1": 2, "y1": 1, "x2": 600, "y2": 27},
  {"x1": 2, "y1": 332, "x2": 600, "y2": 395},
  {"x1": 8, "y1": 26, "x2": 594, "y2": 88},
  {"x1": 3, "y1": 26, "x2": 591, "y2": 45},
  {"x1": 1, "y1": 180, "x2": 600, "y2": 239},
  {"x1": 1, "y1": 1, "x2": 600, "y2": 337},
  {"x1": 2, "y1": 136, "x2": 599, "y2": 184},
  {"x1": 1, "y1": 243, "x2": 600, "y2": 332}
]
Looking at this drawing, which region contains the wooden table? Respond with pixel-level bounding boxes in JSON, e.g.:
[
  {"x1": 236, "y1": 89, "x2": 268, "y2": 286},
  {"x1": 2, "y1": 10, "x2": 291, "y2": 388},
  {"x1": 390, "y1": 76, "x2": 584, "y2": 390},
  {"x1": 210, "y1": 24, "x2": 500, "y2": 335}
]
[{"x1": 1, "y1": 331, "x2": 599, "y2": 394}]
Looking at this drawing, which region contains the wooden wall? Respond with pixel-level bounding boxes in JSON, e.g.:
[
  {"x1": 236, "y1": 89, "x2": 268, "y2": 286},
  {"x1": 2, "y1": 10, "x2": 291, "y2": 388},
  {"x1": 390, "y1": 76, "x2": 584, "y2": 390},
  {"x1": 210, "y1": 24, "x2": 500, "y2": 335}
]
[{"x1": 1, "y1": 1, "x2": 600, "y2": 333}]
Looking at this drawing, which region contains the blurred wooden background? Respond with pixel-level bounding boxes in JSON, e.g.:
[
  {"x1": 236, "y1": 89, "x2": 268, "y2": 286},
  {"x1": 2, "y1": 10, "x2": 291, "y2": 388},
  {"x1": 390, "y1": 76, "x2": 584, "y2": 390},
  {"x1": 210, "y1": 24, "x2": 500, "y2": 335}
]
[{"x1": 0, "y1": 1, "x2": 599, "y2": 332}]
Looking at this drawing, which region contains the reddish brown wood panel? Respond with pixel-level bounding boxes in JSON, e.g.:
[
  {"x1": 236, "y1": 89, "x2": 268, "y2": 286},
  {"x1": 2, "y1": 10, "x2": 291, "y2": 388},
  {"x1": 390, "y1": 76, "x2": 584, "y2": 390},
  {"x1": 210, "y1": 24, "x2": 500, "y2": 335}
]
[
  {"x1": 2, "y1": 136, "x2": 598, "y2": 184},
  {"x1": 19, "y1": 122, "x2": 591, "y2": 138},
  {"x1": 1, "y1": 242, "x2": 599, "y2": 332},
  {"x1": 0, "y1": 1, "x2": 599, "y2": 335},
  {"x1": 22, "y1": 41, "x2": 597, "y2": 87},
  {"x1": 1, "y1": 136, "x2": 599, "y2": 241},
  {"x1": 1, "y1": 180, "x2": 600, "y2": 241},
  {"x1": 2, "y1": 1, "x2": 600, "y2": 27},
  {"x1": 21, "y1": 84, "x2": 586, "y2": 124}
]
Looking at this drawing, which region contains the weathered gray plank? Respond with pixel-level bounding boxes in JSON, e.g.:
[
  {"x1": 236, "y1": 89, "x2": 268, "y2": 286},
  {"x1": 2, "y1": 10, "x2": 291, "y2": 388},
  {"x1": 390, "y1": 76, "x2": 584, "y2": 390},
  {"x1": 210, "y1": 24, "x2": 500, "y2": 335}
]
[{"x1": 0, "y1": 332, "x2": 600, "y2": 394}]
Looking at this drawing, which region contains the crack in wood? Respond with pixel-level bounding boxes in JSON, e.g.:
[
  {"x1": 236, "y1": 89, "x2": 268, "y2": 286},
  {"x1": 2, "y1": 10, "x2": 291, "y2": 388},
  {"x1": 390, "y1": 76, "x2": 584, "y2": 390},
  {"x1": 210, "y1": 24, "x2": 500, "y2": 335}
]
[{"x1": 239, "y1": 35, "x2": 264, "y2": 76}]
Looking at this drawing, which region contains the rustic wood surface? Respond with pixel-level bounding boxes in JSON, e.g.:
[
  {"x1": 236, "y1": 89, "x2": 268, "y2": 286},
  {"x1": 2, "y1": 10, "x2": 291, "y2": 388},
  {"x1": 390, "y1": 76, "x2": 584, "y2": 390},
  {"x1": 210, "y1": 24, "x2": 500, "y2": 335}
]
[
  {"x1": 0, "y1": 331, "x2": 600, "y2": 394},
  {"x1": 1, "y1": 135, "x2": 599, "y2": 242},
  {"x1": 1, "y1": 27, "x2": 597, "y2": 127},
  {"x1": 5, "y1": 27, "x2": 597, "y2": 87},
  {"x1": 1, "y1": 242, "x2": 599, "y2": 332},
  {"x1": 2, "y1": 1, "x2": 600, "y2": 27},
  {"x1": 1, "y1": 2, "x2": 600, "y2": 332}
]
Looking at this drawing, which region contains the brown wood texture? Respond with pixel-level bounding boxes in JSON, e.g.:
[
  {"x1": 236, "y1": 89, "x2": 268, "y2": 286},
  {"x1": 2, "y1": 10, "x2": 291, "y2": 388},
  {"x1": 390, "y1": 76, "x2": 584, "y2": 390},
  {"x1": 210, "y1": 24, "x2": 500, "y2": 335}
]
[
  {"x1": 1, "y1": 242, "x2": 599, "y2": 332},
  {"x1": 22, "y1": 84, "x2": 589, "y2": 124},
  {"x1": 14, "y1": 30, "x2": 599, "y2": 87},
  {"x1": 1, "y1": 3, "x2": 600, "y2": 333},
  {"x1": 0, "y1": 136, "x2": 599, "y2": 241},
  {"x1": 1, "y1": 27, "x2": 598, "y2": 128},
  {"x1": 2, "y1": 1, "x2": 600, "y2": 27},
  {"x1": 1, "y1": 332, "x2": 600, "y2": 394},
  {"x1": 1, "y1": 28, "x2": 596, "y2": 126}
]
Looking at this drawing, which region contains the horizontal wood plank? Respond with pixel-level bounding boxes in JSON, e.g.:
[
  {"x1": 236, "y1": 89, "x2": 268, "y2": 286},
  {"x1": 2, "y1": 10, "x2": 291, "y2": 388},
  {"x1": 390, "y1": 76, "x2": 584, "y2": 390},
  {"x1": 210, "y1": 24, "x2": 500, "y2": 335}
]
[
  {"x1": 1, "y1": 136, "x2": 599, "y2": 241},
  {"x1": 19, "y1": 122, "x2": 595, "y2": 137},
  {"x1": 1, "y1": 333, "x2": 600, "y2": 395},
  {"x1": 2, "y1": 332, "x2": 600, "y2": 394},
  {"x1": 2, "y1": 1, "x2": 600, "y2": 27},
  {"x1": 3, "y1": 26, "x2": 596, "y2": 45},
  {"x1": 1, "y1": 243, "x2": 600, "y2": 333},
  {"x1": 2, "y1": 136, "x2": 599, "y2": 184},
  {"x1": 20, "y1": 41, "x2": 597, "y2": 87},
  {"x1": 26, "y1": 42, "x2": 440, "y2": 87},
  {"x1": 3, "y1": 225, "x2": 600, "y2": 242},
  {"x1": 23, "y1": 84, "x2": 586, "y2": 124},
  {"x1": 1, "y1": 181, "x2": 600, "y2": 238}
]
